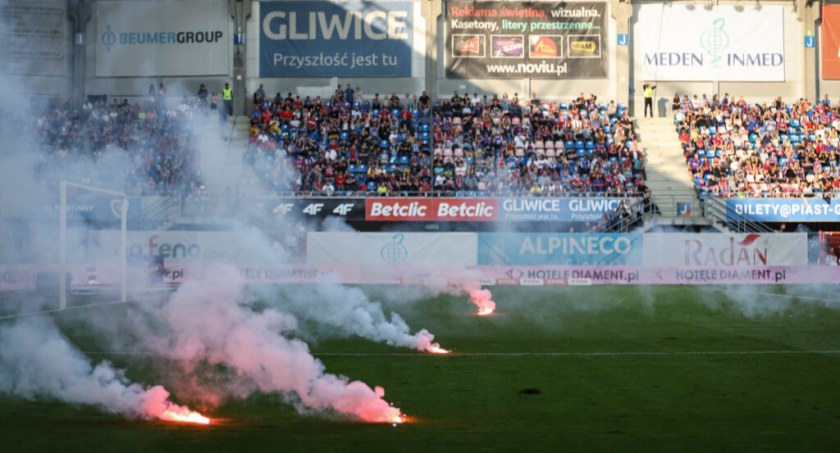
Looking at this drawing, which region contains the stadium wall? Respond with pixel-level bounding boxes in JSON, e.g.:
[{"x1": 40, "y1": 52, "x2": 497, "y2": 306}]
[
  {"x1": 1, "y1": 0, "x2": 71, "y2": 99},
  {"x1": 83, "y1": 0, "x2": 235, "y2": 101},
  {"x1": 631, "y1": 1, "x2": 808, "y2": 115},
  {"x1": 2, "y1": 231, "x2": 837, "y2": 290},
  {"x1": 71, "y1": 0, "x2": 825, "y2": 111}
]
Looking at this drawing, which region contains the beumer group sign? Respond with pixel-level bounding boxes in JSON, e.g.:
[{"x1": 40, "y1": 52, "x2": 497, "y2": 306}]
[{"x1": 96, "y1": 0, "x2": 229, "y2": 77}]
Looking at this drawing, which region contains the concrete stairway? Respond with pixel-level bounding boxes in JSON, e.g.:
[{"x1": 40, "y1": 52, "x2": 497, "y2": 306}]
[
  {"x1": 636, "y1": 116, "x2": 706, "y2": 223},
  {"x1": 196, "y1": 115, "x2": 249, "y2": 199}
]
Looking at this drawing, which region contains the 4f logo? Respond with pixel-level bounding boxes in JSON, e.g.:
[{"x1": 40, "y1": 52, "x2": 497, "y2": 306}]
[
  {"x1": 273, "y1": 203, "x2": 293, "y2": 215},
  {"x1": 332, "y1": 204, "x2": 354, "y2": 216},
  {"x1": 302, "y1": 203, "x2": 324, "y2": 216}
]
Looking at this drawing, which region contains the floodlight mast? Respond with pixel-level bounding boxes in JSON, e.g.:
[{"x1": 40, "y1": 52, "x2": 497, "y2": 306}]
[{"x1": 59, "y1": 181, "x2": 128, "y2": 310}]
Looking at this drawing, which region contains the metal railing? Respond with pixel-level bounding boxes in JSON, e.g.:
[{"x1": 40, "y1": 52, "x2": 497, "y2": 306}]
[
  {"x1": 137, "y1": 196, "x2": 180, "y2": 229},
  {"x1": 590, "y1": 197, "x2": 655, "y2": 233},
  {"x1": 703, "y1": 195, "x2": 774, "y2": 233}
]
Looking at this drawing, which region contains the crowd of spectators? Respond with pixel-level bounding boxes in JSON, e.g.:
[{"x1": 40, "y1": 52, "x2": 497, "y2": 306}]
[
  {"x1": 26, "y1": 83, "x2": 840, "y2": 204},
  {"x1": 675, "y1": 93, "x2": 840, "y2": 200},
  {"x1": 243, "y1": 85, "x2": 648, "y2": 197},
  {"x1": 32, "y1": 85, "x2": 206, "y2": 196}
]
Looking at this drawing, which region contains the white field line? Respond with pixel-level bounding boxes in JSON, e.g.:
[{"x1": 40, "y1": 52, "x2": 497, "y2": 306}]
[
  {"x1": 0, "y1": 299, "x2": 133, "y2": 320},
  {"x1": 79, "y1": 350, "x2": 840, "y2": 358},
  {"x1": 751, "y1": 291, "x2": 840, "y2": 304}
]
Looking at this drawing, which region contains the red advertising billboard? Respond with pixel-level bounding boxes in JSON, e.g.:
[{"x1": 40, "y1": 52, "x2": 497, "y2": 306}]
[
  {"x1": 823, "y1": 5, "x2": 840, "y2": 79},
  {"x1": 365, "y1": 198, "x2": 498, "y2": 222}
]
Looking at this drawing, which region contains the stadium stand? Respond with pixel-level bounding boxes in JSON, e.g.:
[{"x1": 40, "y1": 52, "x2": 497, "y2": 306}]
[
  {"x1": 675, "y1": 94, "x2": 840, "y2": 202},
  {"x1": 33, "y1": 96, "x2": 205, "y2": 196},
  {"x1": 242, "y1": 90, "x2": 648, "y2": 197}
]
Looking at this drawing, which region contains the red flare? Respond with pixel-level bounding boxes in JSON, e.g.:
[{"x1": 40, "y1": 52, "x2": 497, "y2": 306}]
[
  {"x1": 386, "y1": 412, "x2": 408, "y2": 424},
  {"x1": 469, "y1": 289, "x2": 496, "y2": 316},
  {"x1": 141, "y1": 385, "x2": 211, "y2": 425},
  {"x1": 425, "y1": 343, "x2": 450, "y2": 354},
  {"x1": 477, "y1": 307, "x2": 494, "y2": 316},
  {"x1": 159, "y1": 406, "x2": 212, "y2": 425}
]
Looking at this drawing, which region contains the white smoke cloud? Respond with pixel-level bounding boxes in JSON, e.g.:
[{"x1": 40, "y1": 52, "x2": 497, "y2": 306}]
[
  {"x1": 130, "y1": 266, "x2": 405, "y2": 423},
  {"x1": 0, "y1": 316, "x2": 206, "y2": 423},
  {"x1": 259, "y1": 282, "x2": 444, "y2": 352}
]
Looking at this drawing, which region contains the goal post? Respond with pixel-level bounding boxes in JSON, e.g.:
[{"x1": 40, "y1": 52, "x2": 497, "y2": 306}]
[{"x1": 59, "y1": 181, "x2": 128, "y2": 310}]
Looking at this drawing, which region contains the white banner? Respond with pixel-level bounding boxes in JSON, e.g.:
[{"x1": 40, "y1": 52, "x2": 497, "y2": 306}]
[
  {"x1": 0, "y1": 0, "x2": 67, "y2": 76},
  {"x1": 89, "y1": 231, "x2": 283, "y2": 266},
  {"x1": 642, "y1": 233, "x2": 807, "y2": 267},
  {"x1": 634, "y1": 5, "x2": 785, "y2": 81},
  {"x1": 307, "y1": 233, "x2": 478, "y2": 266},
  {"x1": 96, "y1": 0, "x2": 229, "y2": 77}
]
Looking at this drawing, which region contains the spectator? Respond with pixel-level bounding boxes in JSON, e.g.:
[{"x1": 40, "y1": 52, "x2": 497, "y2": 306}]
[
  {"x1": 210, "y1": 91, "x2": 219, "y2": 113},
  {"x1": 643, "y1": 83, "x2": 656, "y2": 118},
  {"x1": 345, "y1": 83, "x2": 355, "y2": 105},
  {"x1": 826, "y1": 247, "x2": 839, "y2": 266},
  {"x1": 197, "y1": 84, "x2": 208, "y2": 107},
  {"x1": 254, "y1": 83, "x2": 266, "y2": 104},
  {"x1": 222, "y1": 82, "x2": 233, "y2": 119}
]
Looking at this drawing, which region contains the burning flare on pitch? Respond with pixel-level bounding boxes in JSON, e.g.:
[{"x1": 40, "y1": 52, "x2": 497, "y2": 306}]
[
  {"x1": 425, "y1": 343, "x2": 450, "y2": 354},
  {"x1": 469, "y1": 289, "x2": 496, "y2": 316},
  {"x1": 415, "y1": 330, "x2": 449, "y2": 354},
  {"x1": 142, "y1": 386, "x2": 211, "y2": 425},
  {"x1": 159, "y1": 406, "x2": 211, "y2": 425}
]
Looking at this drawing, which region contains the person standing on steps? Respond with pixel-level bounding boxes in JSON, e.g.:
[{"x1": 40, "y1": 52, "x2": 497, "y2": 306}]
[
  {"x1": 222, "y1": 82, "x2": 233, "y2": 120},
  {"x1": 643, "y1": 83, "x2": 656, "y2": 118}
]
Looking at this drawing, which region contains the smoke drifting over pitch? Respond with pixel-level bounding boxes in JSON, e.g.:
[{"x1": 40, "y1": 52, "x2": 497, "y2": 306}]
[
  {"x1": 256, "y1": 283, "x2": 447, "y2": 353},
  {"x1": 0, "y1": 317, "x2": 209, "y2": 424},
  {"x1": 128, "y1": 266, "x2": 406, "y2": 423}
]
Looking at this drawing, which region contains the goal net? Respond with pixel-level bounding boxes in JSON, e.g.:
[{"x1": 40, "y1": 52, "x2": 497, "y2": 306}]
[{"x1": 59, "y1": 181, "x2": 128, "y2": 310}]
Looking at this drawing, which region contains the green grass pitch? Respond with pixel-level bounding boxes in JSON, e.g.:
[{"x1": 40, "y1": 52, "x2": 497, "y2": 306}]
[{"x1": 2, "y1": 285, "x2": 840, "y2": 452}]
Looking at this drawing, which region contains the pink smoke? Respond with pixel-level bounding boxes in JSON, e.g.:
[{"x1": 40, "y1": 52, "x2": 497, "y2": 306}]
[
  {"x1": 142, "y1": 266, "x2": 405, "y2": 423},
  {"x1": 469, "y1": 289, "x2": 496, "y2": 316},
  {"x1": 268, "y1": 284, "x2": 448, "y2": 354},
  {"x1": 0, "y1": 317, "x2": 210, "y2": 425}
]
